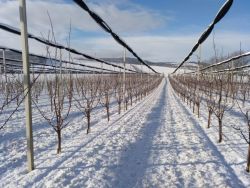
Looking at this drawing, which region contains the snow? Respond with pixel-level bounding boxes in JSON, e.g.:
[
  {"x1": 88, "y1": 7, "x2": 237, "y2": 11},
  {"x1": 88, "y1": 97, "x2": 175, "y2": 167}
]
[
  {"x1": 1, "y1": 75, "x2": 250, "y2": 187},
  {"x1": 151, "y1": 65, "x2": 175, "y2": 75}
]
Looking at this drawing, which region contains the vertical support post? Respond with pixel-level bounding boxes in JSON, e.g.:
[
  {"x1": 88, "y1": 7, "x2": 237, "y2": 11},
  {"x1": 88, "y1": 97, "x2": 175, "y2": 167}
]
[
  {"x1": 59, "y1": 48, "x2": 62, "y2": 80},
  {"x1": 146, "y1": 70, "x2": 149, "y2": 95},
  {"x1": 197, "y1": 45, "x2": 201, "y2": 116},
  {"x1": 2, "y1": 49, "x2": 8, "y2": 94},
  {"x1": 101, "y1": 62, "x2": 103, "y2": 77},
  {"x1": 198, "y1": 45, "x2": 201, "y2": 82},
  {"x1": 231, "y1": 60, "x2": 234, "y2": 82},
  {"x1": 123, "y1": 47, "x2": 126, "y2": 111},
  {"x1": 140, "y1": 63, "x2": 143, "y2": 98},
  {"x1": 141, "y1": 63, "x2": 143, "y2": 83},
  {"x1": 59, "y1": 48, "x2": 63, "y2": 103},
  {"x1": 32, "y1": 63, "x2": 34, "y2": 81},
  {"x1": 19, "y1": 0, "x2": 34, "y2": 172},
  {"x1": 0, "y1": 52, "x2": 1, "y2": 75},
  {"x1": 141, "y1": 63, "x2": 143, "y2": 78}
]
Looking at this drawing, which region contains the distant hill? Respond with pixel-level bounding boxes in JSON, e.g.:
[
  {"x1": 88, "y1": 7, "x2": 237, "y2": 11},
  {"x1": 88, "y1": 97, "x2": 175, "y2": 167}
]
[
  {"x1": 0, "y1": 50, "x2": 45, "y2": 65},
  {"x1": 100, "y1": 57, "x2": 206, "y2": 70},
  {"x1": 101, "y1": 57, "x2": 176, "y2": 67}
]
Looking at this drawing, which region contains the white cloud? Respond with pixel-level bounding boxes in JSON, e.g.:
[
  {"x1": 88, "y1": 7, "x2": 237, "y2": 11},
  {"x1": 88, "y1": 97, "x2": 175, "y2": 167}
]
[
  {"x1": 88, "y1": 2, "x2": 166, "y2": 33},
  {"x1": 0, "y1": 0, "x2": 167, "y2": 61},
  {"x1": 0, "y1": 0, "x2": 166, "y2": 38}
]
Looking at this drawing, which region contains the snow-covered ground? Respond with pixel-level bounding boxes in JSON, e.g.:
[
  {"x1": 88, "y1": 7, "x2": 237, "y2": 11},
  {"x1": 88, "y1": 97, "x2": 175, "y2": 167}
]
[{"x1": 1, "y1": 74, "x2": 250, "y2": 187}]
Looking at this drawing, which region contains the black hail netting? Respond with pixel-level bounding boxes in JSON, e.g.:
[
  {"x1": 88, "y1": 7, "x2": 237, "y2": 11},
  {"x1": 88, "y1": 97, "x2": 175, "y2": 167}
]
[
  {"x1": 0, "y1": 46, "x2": 126, "y2": 74},
  {"x1": 73, "y1": 0, "x2": 158, "y2": 74},
  {"x1": 0, "y1": 23, "x2": 138, "y2": 73},
  {"x1": 173, "y1": 0, "x2": 234, "y2": 73}
]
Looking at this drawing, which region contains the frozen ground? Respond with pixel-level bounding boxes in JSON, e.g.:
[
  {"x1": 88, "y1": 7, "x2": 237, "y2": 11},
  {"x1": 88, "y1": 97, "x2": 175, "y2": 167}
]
[{"x1": 1, "y1": 77, "x2": 250, "y2": 187}]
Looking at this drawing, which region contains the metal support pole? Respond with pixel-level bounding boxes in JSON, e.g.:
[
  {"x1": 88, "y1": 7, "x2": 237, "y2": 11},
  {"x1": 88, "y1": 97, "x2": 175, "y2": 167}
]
[
  {"x1": 123, "y1": 48, "x2": 126, "y2": 111},
  {"x1": 19, "y1": 0, "x2": 34, "y2": 172}
]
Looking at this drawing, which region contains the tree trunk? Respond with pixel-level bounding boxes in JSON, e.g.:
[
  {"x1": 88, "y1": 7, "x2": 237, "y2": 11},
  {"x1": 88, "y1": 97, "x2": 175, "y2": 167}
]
[
  {"x1": 106, "y1": 105, "x2": 110, "y2": 121},
  {"x1": 36, "y1": 95, "x2": 39, "y2": 103},
  {"x1": 51, "y1": 97, "x2": 53, "y2": 112},
  {"x1": 87, "y1": 112, "x2": 91, "y2": 134},
  {"x1": 118, "y1": 102, "x2": 121, "y2": 114},
  {"x1": 246, "y1": 144, "x2": 250, "y2": 172},
  {"x1": 16, "y1": 96, "x2": 19, "y2": 106},
  {"x1": 243, "y1": 94, "x2": 246, "y2": 107},
  {"x1": 207, "y1": 110, "x2": 212, "y2": 128},
  {"x1": 57, "y1": 129, "x2": 61, "y2": 154},
  {"x1": 218, "y1": 119, "x2": 223, "y2": 143},
  {"x1": 197, "y1": 103, "x2": 200, "y2": 118}
]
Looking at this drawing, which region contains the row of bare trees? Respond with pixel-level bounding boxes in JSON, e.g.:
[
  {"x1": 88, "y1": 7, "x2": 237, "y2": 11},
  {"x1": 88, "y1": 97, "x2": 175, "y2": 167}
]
[
  {"x1": 0, "y1": 74, "x2": 27, "y2": 130},
  {"x1": 169, "y1": 71, "x2": 250, "y2": 172},
  {"x1": 31, "y1": 73, "x2": 163, "y2": 154},
  {"x1": 0, "y1": 70, "x2": 48, "y2": 130},
  {"x1": 1, "y1": 68, "x2": 163, "y2": 154}
]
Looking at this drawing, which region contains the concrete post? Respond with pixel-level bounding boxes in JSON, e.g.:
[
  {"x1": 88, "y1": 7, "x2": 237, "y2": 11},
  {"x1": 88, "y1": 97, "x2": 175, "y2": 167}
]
[{"x1": 19, "y1": 0, "x2": 34, "y2": 172}]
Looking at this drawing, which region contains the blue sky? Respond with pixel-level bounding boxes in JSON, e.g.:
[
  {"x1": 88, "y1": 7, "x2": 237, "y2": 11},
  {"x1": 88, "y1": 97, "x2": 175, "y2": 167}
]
[
  {"x1": 85, "y1": 0, "x2": 250, "y2": 35},
  {"x1": 0, "y1": 0, "x2": 249, "y2": 62}
]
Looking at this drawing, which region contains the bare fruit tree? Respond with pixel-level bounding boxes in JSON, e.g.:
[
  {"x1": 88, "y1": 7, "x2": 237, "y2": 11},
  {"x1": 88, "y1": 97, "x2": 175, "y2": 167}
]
[
  {"x1": 35, "y1": 74, "x2": 73, "y2": 154},
  {"x1": 99, "y1": 75, "x2": 113, "y2": 121},
  {"x1": 212, "y1": 74, "x2": 233, "y2": 143},
  {"x1": 74, "y1": 75, "x2": 100, "y2": 134},
  {"x1": 114, "y1": 74, "x2": 123, "y2": 114}
]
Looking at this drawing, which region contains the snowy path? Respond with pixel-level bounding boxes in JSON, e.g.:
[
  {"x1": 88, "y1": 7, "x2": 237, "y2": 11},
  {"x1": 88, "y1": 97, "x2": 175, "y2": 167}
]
[
  {"x1": 1, "y1": 79, "x2": 249, "y2": 187},
  {"x1": 101, "y1": 79, "x2": 245, "y2": 188}
]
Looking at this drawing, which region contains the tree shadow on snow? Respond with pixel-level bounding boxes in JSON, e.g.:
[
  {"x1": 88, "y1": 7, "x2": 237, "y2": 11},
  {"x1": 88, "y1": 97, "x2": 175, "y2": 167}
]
[{"x1": 173, "y1": 92, "x2": 245, "y2": 188}]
